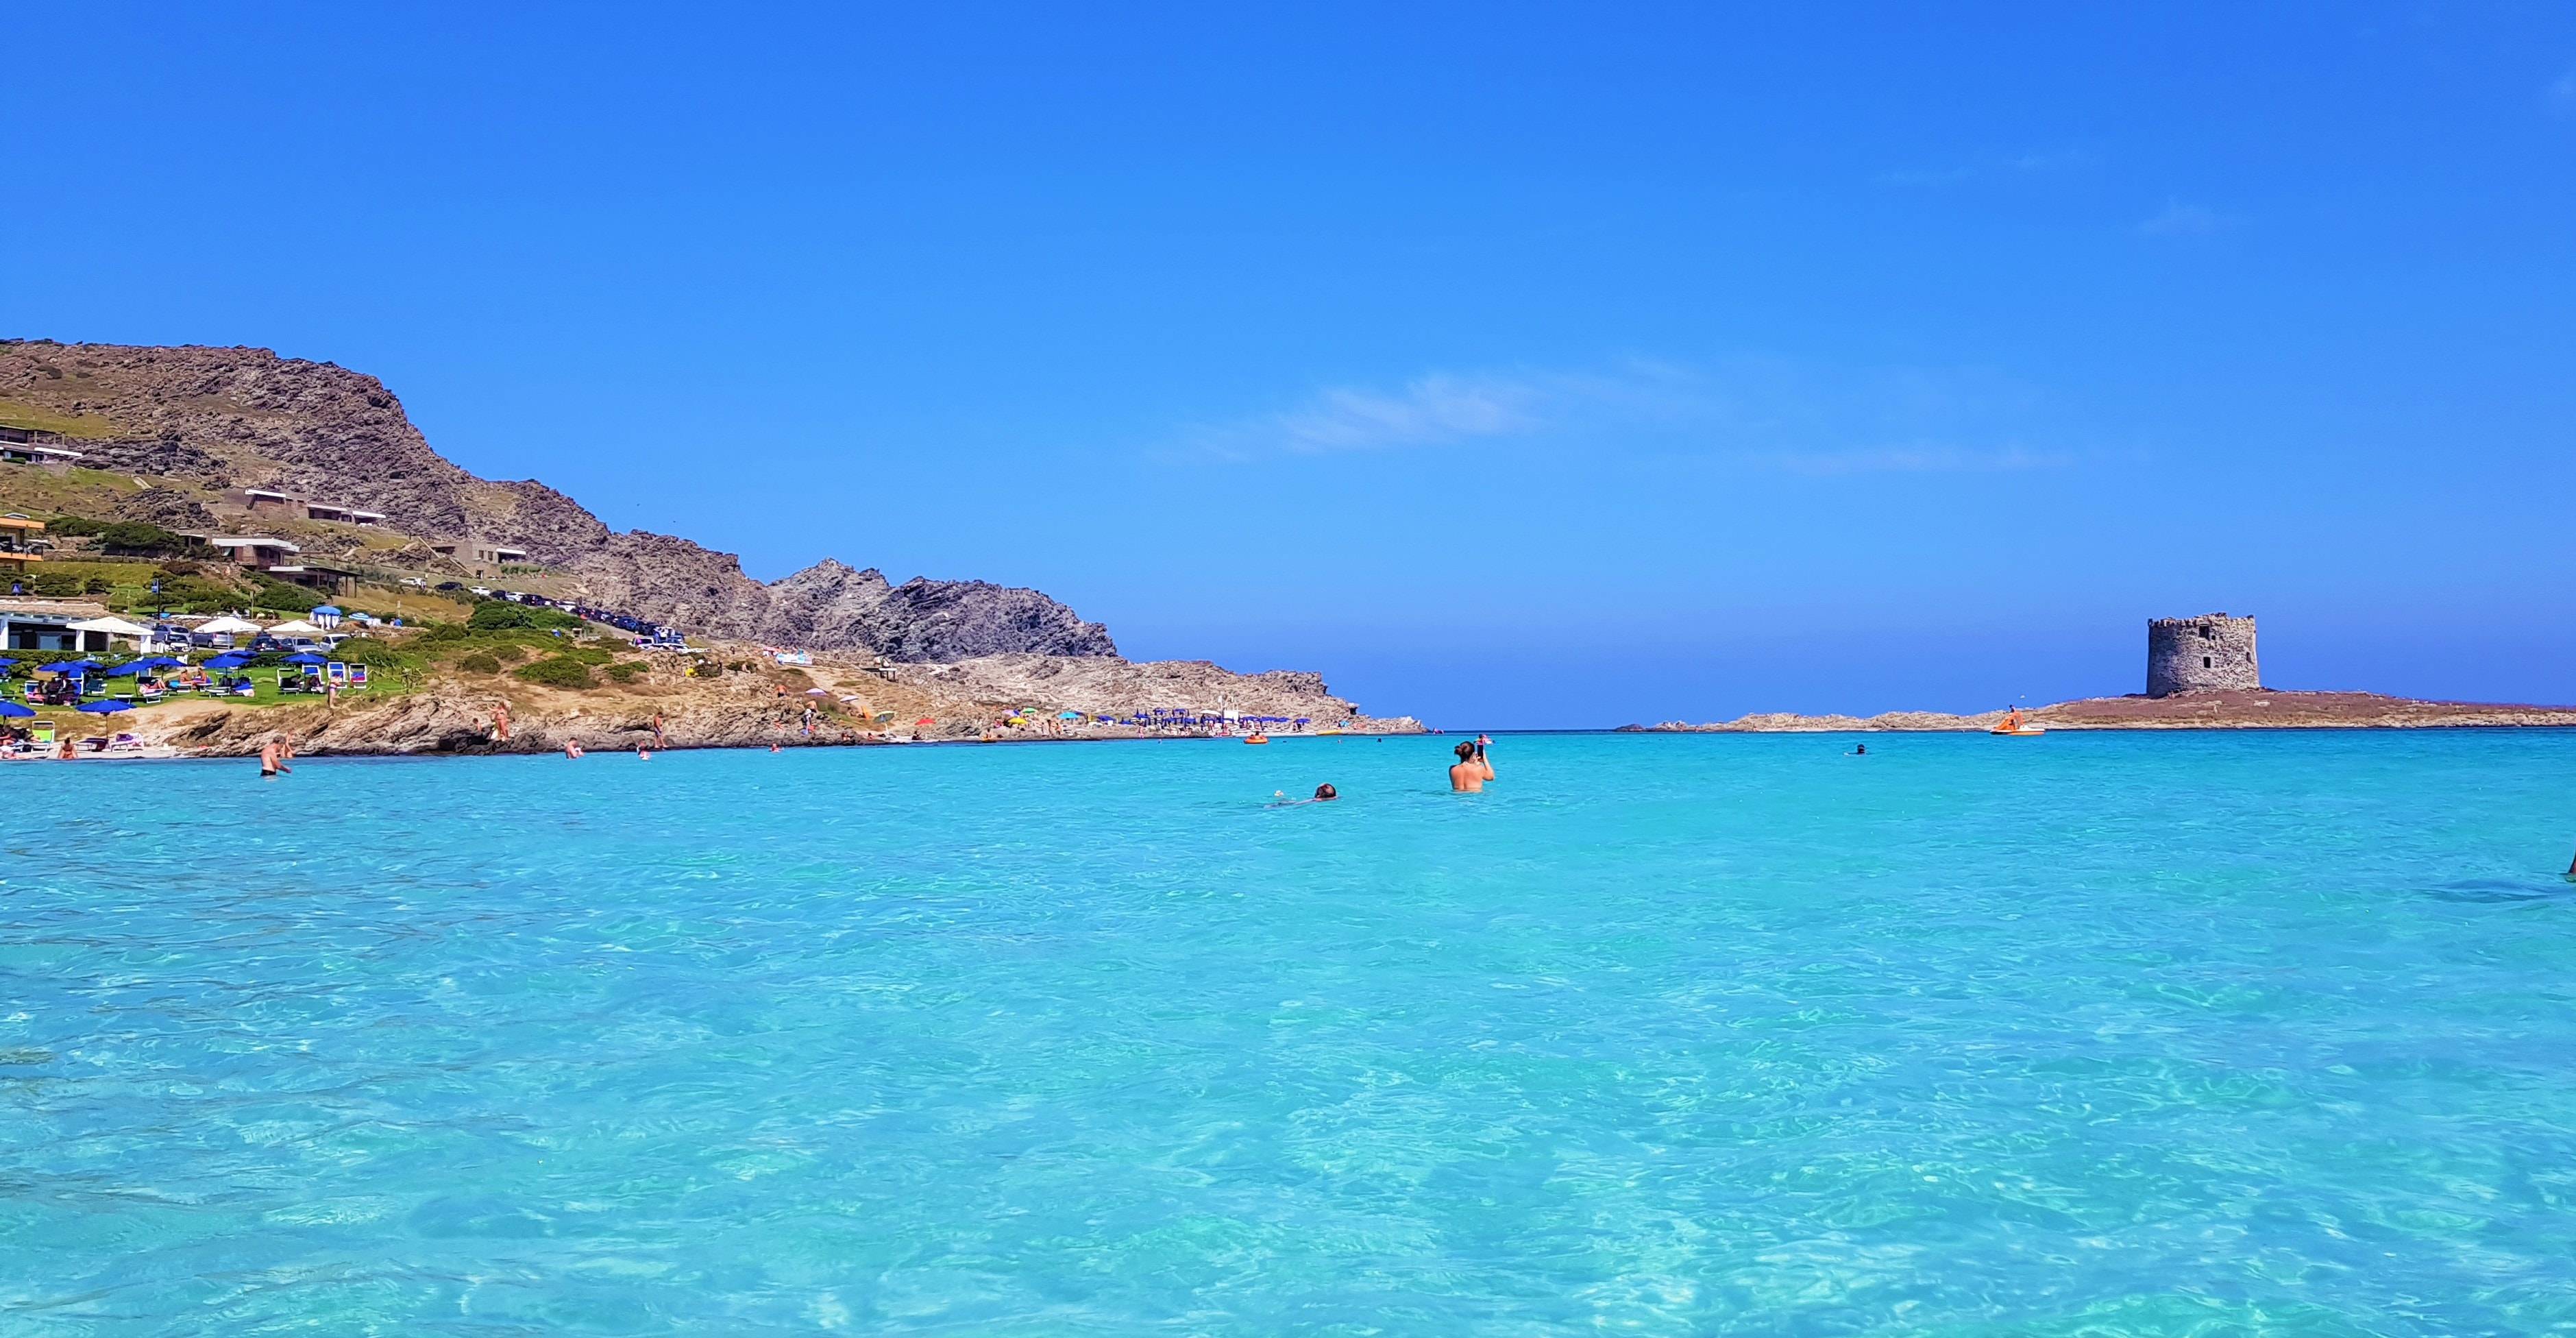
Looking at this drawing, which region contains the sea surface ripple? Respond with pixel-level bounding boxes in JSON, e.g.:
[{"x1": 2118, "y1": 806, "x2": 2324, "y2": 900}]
[{"x1": 3, "y1": 730, "x2": 2573, "y2": 1335}]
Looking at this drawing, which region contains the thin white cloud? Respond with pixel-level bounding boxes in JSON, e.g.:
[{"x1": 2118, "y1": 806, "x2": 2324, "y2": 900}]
[
  {"x1": 1266, "y1": 374, "x2": 1547, "y2": 452},
  {"x1": 2138, "y1": 199, "x2": 2233, "y2": 236},
  {"x1": 1180, "y1": 358, "x2": 2108, "y2": 476}
]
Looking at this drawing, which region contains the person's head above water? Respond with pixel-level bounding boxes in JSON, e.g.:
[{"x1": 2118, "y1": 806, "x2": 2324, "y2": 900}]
[
  {"x1": 1454, "y1": 742, "x2": 1476, "y2": 761},
  {"x1": 1314, "y1": 783, "x2": 1337, "y2": 801}
]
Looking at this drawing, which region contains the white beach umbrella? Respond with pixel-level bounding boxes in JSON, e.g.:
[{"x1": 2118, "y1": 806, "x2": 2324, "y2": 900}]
[
  {"x1": 263, "y1": 619, "x2": 325, "y2": 636},
  {"x1": 195, "y1": 616, "x2": 262, "y2": 635},
  {"x1": 67, "y1": 616, "x2": 151, "y2": 636}
]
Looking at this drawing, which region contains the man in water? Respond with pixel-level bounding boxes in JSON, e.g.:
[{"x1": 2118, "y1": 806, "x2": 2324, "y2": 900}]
[
  {"x1": 1449, "y1": 740, "x2": 1495, "y2": 792},
  {"x1": 259, "y1": 740, "x2": 291, "y2": 777}
]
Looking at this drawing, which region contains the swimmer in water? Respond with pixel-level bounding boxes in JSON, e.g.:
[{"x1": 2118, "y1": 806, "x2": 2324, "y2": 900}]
[
  {"x1": 258, "y1": 739, "x2": 291, "y2": 777},
  {"x1": 1449, "y1": 740, "x2": 1495, "y2": 792},
  {"x1": 1268, "y1": 783, "x2": 1340, "y2": 807},
  {"x1": 564, "y1": 740, "x2": 585, "y2": 759},
  {"x1": 1850, "y1": 743, "x2": 1867, "y2": 755}
]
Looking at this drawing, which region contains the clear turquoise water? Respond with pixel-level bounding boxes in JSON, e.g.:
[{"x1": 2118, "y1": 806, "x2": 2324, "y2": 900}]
[{"x1": 4, "y1": 731, "x2": 2575, "y2": 1335}]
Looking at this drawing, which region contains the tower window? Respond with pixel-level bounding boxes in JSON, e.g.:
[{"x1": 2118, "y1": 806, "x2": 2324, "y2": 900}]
[{"x1": 2203, "y1": 656, "x2": 2212, "y2": 668}]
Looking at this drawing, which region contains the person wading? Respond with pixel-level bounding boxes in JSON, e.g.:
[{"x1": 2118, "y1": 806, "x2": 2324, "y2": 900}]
[{"x1": 1448, "y1": 740, "x2": 1495, "y2": 792}]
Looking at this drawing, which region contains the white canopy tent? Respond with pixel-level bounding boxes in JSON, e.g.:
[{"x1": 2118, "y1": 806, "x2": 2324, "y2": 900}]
[
  {"x1": 195, "y1": 616, "x2": 262, "y2": 635},
  {"x1": 262, "y1": 619, "x2": 325, "y2": 636}
]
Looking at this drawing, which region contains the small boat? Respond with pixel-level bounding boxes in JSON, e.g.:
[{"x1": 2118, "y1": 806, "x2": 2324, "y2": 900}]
[
  {"x1": 1989, "y1": 708, "x2": 2045, "y2": 736},
  {"x1": 1244, "y1": 732, "x2": 1269, "y2": 744}
]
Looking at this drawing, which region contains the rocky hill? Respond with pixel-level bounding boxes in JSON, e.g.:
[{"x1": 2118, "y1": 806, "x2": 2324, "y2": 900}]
[{"x1": 0, "y1": 339, "x2": 1114, "y2": 661}]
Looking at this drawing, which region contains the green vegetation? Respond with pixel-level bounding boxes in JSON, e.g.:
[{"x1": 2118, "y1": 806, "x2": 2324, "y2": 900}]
[
  {"x1": 469, "y1": 600, "x2": 583, "y2": 633},
  {"x1": 602, "y1": 660, "x2": 649, "y2": 684},
  {"x1": 23, "y1": 572, "x2": 111, "y2": 597},
  {"x1": 512, "y1": 655, "x2": 594, "y2": 690},
  {"x1": 249, "y1": 576, "x2": 322, "y2": 613},
  {"x1": 457, "y1": 653, "x2": 503, "y2": 674},
  {"x1": 324, "y1": 637, "x2": 425, "y2": 688},
  {"x1": 43, "y1": 517, "x2": 192, "y2": 553}
]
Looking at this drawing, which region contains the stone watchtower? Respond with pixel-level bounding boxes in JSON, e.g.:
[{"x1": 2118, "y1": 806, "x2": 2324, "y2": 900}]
[{"x1": 2146, "y1": 613, "x2": 2259, "y2": 697}]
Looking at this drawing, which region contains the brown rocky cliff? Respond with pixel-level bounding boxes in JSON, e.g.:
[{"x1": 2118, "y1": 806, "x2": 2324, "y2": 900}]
[{"x1": 0, "y1": 340, "x2": 1118, "y2": 662}]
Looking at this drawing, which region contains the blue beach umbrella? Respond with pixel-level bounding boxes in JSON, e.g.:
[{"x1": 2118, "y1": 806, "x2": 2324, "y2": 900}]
[
  {"x1": 76, "y1": 700, "x2": 132, "y2": 714},
  {"x1": 0, "y1": 657, "x2": 16, "y2": 668},
  {"x1": 49, "y1": 660, "x2": 100, "y2": 674},
  {"x1": 282, "y1": 653, "x2": 328, "y2": 665},
  {"x1": 204, "y1": 653, "x2": 251, "y2": 669},
  {"x1": 106, "y1": 660, "x2": 150, "y2": 677},
  {"x1": 0, "y1": 702, "x2": 31, "y2": 718}
]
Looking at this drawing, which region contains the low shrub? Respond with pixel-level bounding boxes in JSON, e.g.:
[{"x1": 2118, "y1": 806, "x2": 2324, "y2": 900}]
[
  {"x1": 602, "y1": 660, "x2": 648, "y2": 684},
  {"x1": 469, "y1": 600, "x2": 582, "y2": 633},
  {"x1": 250, "y1": 578, "x2": 321, "y2": 613},
  {"x1": 456, "y1": 653, "x2": 502, "y2": 674},
  {"x1": 487, "y1": 643, "x2": 527, "y2": 663},
  {"x1": 512, "y1": 655, "x2": 593, "y2": 690},
  {"x1": 45, "y1": 517, "x2": 193, "y2": 552}
]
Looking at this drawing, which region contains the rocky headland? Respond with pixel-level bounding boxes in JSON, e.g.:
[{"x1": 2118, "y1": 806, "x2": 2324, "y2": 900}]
[
  {"x1": 1, "y1": 339, "x2": 1417, "y2": 752},
  {"x1": 118, "y1": 640, "x2": 1419, "y2": 759},
  {"x1": 1628, "y1": 690, "x2": 2576, "y2": 733}
]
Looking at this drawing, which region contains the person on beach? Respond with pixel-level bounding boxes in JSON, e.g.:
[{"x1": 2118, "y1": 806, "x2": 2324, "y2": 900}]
[
  {"x1": 1449, "y1": 740, "x2": 1495, "y2": 792},
  {"x1": 493, "y1": 705, "x2": 511, "y2": 742},
  {"x1": 564, "y1": 739, "x2": 584, "y2": 759},
  {"x1": 652, "y1": 713, "x2": 665, "y2": 749},
  {"x1": 259, "y1": 740, "x2": 291, "y2": 777}
]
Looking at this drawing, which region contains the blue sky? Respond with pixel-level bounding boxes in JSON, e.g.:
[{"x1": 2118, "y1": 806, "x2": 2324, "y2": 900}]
[{"x1": 11, "y1": 3, "x2": 2575, "y2": 726}]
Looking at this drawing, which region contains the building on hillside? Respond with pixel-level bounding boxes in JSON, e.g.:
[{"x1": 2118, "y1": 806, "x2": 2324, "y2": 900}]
[
  {"x1": 0, "y1": 426, "x2": 83, "y2": 466},
  {"x1": 266, "y1": 559, "x2": 363, "y2": 594},
  {"x1": 0, "y1": 515, "x2": 44, "y2": 571},
  {"x1": 242, "y1": 489, "x2": 386, "y2": 526},
  {"x1": 301, "y1": 502, "x2": 387, "y2": 525},
  {"x1": 188, "y1": 534, "x2": 302, "y2": 572},
  {"x1": 428, "y1": 539, "x2": 532, "y2": 574}
]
